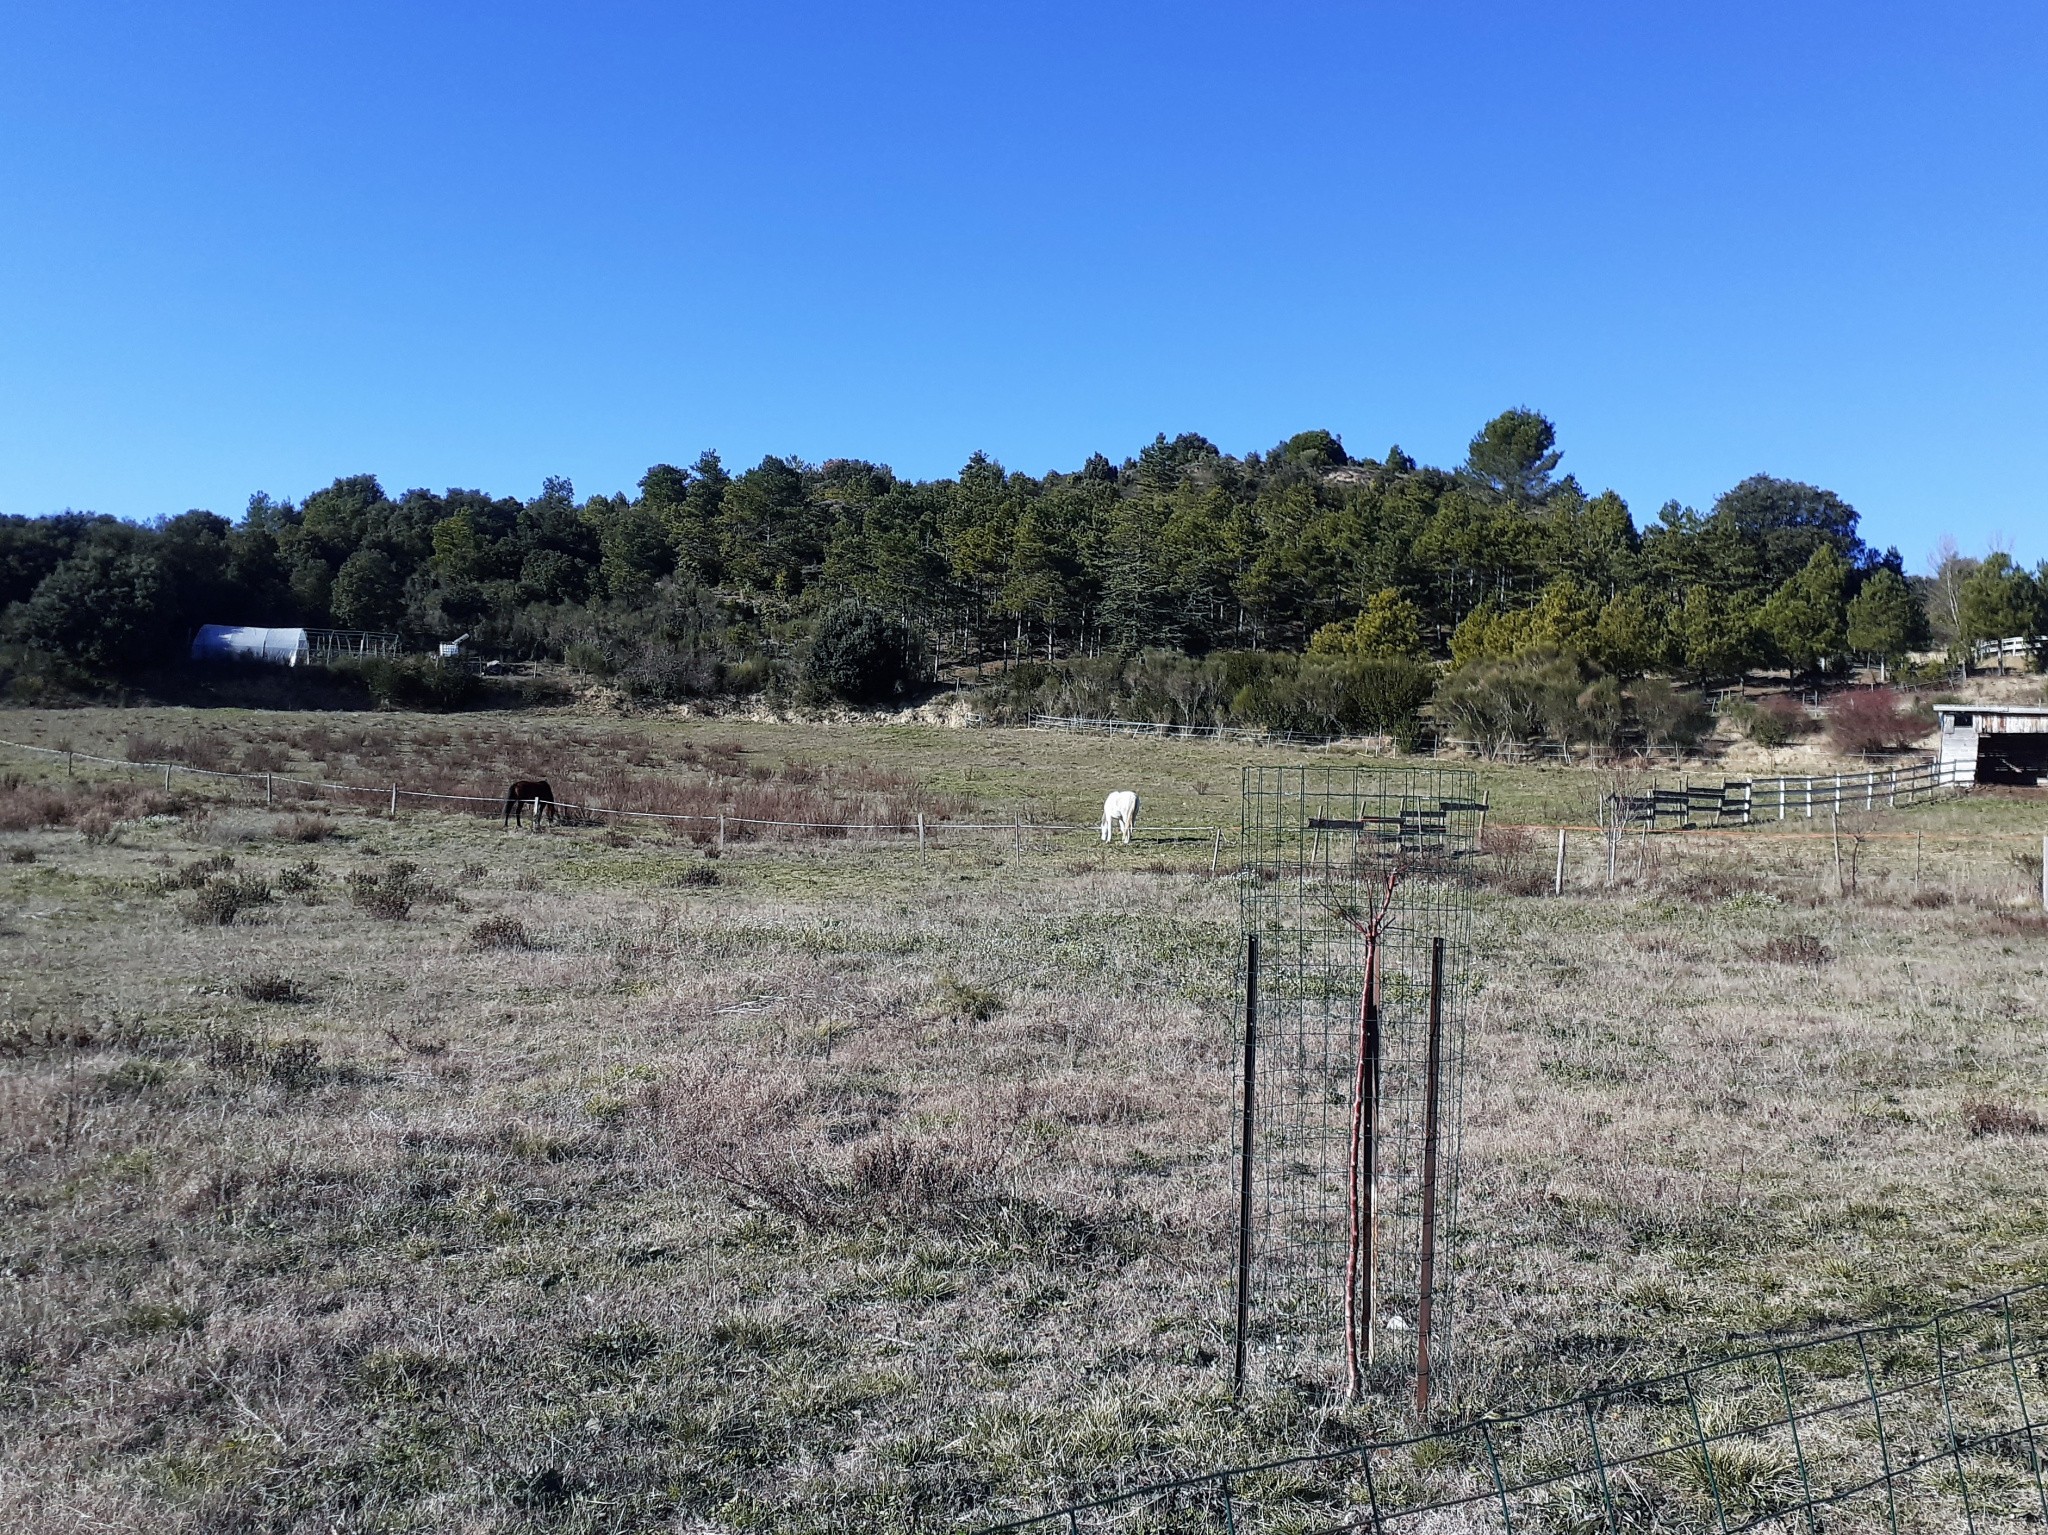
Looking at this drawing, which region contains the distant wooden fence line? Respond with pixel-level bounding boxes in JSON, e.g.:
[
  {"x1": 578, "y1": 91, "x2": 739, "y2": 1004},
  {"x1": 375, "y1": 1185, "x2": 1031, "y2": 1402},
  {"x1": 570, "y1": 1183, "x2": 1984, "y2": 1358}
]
[{"x1": 1606, "y1": 757, "x2": 1970, "y2": 830}]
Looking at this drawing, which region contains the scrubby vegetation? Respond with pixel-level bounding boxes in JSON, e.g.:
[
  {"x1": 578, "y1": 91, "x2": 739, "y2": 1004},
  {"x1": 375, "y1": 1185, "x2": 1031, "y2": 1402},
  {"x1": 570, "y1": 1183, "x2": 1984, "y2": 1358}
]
[{"x1": 7, "y1": 412, "x2": 2037, "y2": 752}]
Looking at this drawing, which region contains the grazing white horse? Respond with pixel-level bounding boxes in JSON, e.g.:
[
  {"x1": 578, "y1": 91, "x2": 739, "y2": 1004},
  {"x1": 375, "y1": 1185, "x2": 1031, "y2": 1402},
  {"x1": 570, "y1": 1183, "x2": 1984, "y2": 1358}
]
[{"x1": 1100, "y1": 790, "x2": 1140, "y2": 845}]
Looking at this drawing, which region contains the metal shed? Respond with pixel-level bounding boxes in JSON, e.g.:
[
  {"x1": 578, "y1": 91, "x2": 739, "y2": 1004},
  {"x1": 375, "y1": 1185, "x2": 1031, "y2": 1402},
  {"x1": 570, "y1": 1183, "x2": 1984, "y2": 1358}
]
[
  {"x1": 1936, "y1": 703, "x2": 2048, "y2": 787},
  {"x1": 190, "y1": 625, "x2": 310, "y2": 666}
]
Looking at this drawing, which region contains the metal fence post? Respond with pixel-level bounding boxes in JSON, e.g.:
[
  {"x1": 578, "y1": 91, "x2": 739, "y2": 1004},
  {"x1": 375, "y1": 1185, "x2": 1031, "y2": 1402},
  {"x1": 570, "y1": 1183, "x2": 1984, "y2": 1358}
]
[
  {"x1": 1233, "y1": 933, "x2": 1259, "y2": 1398},
  {"x1": 918, "y1": 811, "x2": 926, "y2": 853},
  {"x1": 1415, "y1": 936, "x2": 1446, "y2": 1417},
  {"x1": 163, "y1": 762, "x2": 172, "y2": 790},
  {"x1": 1554, "y1": 828, "x2": 1567, "y2": 896}
]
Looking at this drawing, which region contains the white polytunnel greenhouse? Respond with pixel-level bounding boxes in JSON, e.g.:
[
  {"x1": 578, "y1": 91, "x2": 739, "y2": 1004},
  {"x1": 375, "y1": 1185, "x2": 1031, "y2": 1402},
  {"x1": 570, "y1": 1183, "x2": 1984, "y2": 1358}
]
[{"x1": 190, "y1": 625, "x2": 310, "y2": 665}]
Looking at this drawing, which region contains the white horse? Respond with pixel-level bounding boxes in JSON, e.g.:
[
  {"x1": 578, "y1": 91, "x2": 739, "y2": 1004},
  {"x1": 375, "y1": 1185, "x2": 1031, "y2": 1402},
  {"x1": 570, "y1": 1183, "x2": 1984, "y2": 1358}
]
[{"x1": 1100, "y1": 790, "x2": 1140, "y2": 845}]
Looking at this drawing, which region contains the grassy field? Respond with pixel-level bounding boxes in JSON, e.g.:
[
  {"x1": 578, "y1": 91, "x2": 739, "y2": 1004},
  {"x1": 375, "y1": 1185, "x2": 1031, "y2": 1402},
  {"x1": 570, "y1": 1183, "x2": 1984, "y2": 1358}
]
[{"x1": 2, "y1": 705, "x2": 2047, "y2": 1532}]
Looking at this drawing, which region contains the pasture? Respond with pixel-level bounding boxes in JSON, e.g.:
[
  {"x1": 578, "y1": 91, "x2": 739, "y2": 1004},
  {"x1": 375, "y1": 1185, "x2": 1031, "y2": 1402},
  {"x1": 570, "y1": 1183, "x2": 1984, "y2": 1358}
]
[{"x1": 2, "y1": 706, "x2": 2046, "y2": 1532}]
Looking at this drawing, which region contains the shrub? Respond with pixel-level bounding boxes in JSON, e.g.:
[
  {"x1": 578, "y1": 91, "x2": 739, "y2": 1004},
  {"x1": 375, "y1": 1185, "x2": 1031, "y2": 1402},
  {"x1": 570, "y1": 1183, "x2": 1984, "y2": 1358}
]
[
  {"x1": 462, "y1": 915, "x2": 535, "y2": 952},
  {"x1": 276, "y1": 860, "x2": 320, "y2": 895},
  {"x1": 8, "y1": 848, "x2": 35, "y2": 864},
  {"x1": 274, "y1": 814, "x2": 335, "y2": 843},
  {"x1": 237, "y1": 972, "x2": 311, "y2": 1004},
  {"x1": 184, "y1": 875, "x2": 272, "y2": 926},
  {"x1": 334, "y1": 656, "x2": 482, "y2": 712},
  {"x1": 1826, "y1": 688, "x2": 1919, "y2": 754},
  {"x1": 803, "y1": 602, "x2": 920, "y2": 705},
  {"x1": 159, "y1": 852, "x2": 236, "y2": 891},
  {"x1": 1631, "y1": 678, "x2": 1714, "y2": 751},
  {"x1": 1740, "y1": 695, "x2": 1810, "y2": 747},
  {"x1": 347, "y1": 867, "x2": 414, "y2": 920}
]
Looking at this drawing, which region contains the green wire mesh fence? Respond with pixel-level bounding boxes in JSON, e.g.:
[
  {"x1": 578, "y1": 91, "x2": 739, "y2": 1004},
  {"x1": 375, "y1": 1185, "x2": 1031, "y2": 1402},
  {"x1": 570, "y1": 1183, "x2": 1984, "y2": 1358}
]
[{"x1": 975, "y1": 1283, "x2": 2048, "y2": 1533}]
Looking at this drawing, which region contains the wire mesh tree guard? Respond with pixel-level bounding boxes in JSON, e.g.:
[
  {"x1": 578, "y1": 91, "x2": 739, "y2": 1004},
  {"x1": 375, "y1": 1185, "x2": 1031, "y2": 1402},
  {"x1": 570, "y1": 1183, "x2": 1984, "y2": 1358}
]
[{"x1": 1235, "y1": 765, "x2": 1481, "y2": 1406}]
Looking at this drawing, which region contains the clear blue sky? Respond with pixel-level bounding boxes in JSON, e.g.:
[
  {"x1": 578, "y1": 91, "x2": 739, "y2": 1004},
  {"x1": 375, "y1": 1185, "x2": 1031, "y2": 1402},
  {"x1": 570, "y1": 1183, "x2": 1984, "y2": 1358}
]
[{"x1": 3, "y1": 3, "x2": 2043, "y2": 569}]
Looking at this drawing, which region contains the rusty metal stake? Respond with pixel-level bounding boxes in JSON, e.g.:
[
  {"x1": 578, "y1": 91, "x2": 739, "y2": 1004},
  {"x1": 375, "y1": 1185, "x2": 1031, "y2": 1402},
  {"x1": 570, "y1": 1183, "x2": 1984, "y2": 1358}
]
[
  {"x1": 1233, "y1": 933, "x2": 1259, "y2": 1398},
  {"x1": 1415, "y1": 936, "x2": 1445, "y2": 1418},
  {"x1": 1361, "y1": 950, "x2": 1382, "y2": 1373}
]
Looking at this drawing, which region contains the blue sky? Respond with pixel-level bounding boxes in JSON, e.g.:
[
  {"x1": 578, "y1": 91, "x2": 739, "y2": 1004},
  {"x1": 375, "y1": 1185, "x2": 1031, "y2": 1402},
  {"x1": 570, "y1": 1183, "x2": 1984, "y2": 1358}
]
[{"x1": 2, "y1": 2, "x2": 2043, "y2": 569}]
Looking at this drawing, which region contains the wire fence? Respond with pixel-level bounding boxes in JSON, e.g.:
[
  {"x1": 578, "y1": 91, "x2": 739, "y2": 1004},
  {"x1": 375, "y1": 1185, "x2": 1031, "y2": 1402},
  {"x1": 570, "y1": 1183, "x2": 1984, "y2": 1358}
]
[{"x1": 975, "y1": 1282, "x2": 2048, "y2": 1533}]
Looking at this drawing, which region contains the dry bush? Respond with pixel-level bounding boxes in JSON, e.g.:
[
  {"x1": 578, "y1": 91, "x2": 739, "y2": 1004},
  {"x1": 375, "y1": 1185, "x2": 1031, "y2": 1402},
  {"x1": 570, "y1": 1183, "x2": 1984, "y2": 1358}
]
[
  {"x1": 183, "y1": 874, "x2": 272, "y2": 926},
  {"x1": 7, "y1": 847, "x2": 34, "y2": 864},
  {"x1": 1826, "y1": 689, "x2": 1918, "y2": 754},
  {"x1": 157, "y1": 851, "x2": 236, "y2": 891},
  {"x1": 348, "y1": 868, "x2": 415, "y2": 920},
  {"x1": 660, "y1": 1067, "x2": 1002, "y2": 1230},
  {"x1": 1909, "y1": 888, "x2": 1953, "y2": 909},
  {"x1": 274, "y1": 814, "x2": 335, "y2": 843},
  {"x1": 237, "y1": 971, "x2": 311, "y2": 1004},
  {"x1": 1480, "y1": 823, "x2": 1550, "y2": 895},
  {"x1": 1964, "y1": 1099, "x2": 2046, "y2": 1138},
  {"x1": 463, "y1": 914, "x2": 535, "y2": 952},
  {"x1": 677, "y1": 864, "x2": 720, "y2": 888},
  {"x1": 1750, "y1": 933, "x2": 1832, "y2": 967},
  {"x1": 276, "y1": 859, "x2": 320, "y2": 894},
  {"x1": 0, "y1": 778, "x2": 179, "y2": 836}
]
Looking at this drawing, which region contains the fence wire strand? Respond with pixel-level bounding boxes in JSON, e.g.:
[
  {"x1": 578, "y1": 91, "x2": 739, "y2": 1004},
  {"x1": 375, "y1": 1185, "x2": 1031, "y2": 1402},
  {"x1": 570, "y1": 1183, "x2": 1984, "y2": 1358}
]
[{"x1": 975, "y1": 1284, "x2": 2048, "y2": 1534}]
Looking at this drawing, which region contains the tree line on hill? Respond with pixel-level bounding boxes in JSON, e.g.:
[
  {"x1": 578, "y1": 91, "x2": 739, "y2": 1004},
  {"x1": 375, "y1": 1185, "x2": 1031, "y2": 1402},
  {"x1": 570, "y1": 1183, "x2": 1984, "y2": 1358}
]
[{"x1": 2, "y1": 410, "x2": 2043, "y2": 740}]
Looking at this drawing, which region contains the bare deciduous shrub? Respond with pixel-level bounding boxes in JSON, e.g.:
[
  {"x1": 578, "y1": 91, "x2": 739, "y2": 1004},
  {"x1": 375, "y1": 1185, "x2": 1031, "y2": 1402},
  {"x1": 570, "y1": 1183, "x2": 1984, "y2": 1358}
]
[
  {"x1": 463, "y1": 915, "x2": 534, "y2": 952},
  {"x1": 1964, "y1": 1099, "x2": 2046, "y2": 1138},
  {"x1": 274, "y1": 814, "x2": 334, "y2": 843},
  {"x1": 1480, "y1": 824, "x2": 1549, "y2": 895},
  {"x1": 236, "y1": 972, "x2": 310, "y2": 1004},
  {"x1": 1826, "y1": 688, "x2": 1920, "y2": 755},
  {"x1": 183, "y1": 875, "x2": 273, "y2": 926},
  {"x1": 1750, "y1": 933, "x2": 1832, "y2": 967},
  {"x1": 677, "y1": 864, "x2": 720, "y2": 888},
  {"x1": 78, "y1": 810, "x2": 118, "y2": 845},
  {"x1": 937, "y1": 972, "x2": 1003, "y2": 1022},
  {"x1": 845, "y1": 1132, "x2": 1002, "y2": 1223}
]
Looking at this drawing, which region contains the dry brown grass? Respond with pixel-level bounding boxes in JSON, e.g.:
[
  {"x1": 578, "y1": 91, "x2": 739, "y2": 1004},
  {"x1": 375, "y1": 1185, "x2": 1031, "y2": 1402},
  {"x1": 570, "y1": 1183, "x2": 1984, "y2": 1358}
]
[{"x1": 1, "y1": 715, "x2": 2046, "y2": 1531}]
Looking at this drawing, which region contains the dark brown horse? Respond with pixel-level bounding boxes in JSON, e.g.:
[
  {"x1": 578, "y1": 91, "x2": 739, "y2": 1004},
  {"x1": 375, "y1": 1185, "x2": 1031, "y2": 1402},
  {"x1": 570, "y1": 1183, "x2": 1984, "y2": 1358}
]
[{"x1": 503, "y1": 780, "x2": 558, "y2": 828}]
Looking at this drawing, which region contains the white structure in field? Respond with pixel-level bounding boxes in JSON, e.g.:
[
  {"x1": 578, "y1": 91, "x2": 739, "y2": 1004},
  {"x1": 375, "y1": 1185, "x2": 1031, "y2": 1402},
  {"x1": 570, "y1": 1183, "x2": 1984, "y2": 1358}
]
[
  {"x1": 1936, "y1": 704, "x2": 2048, "y2": 787},
  {"x1": 190, "y1": 625, "x2": 309, "y2": 666}
]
